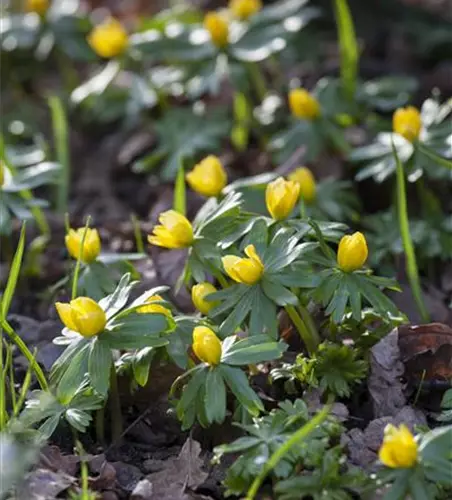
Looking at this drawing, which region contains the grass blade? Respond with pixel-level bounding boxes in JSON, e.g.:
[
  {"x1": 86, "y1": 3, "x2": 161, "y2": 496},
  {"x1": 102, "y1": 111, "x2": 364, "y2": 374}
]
[{"x1": 173, "y1": 162, "x2": 187, "y2": 216}]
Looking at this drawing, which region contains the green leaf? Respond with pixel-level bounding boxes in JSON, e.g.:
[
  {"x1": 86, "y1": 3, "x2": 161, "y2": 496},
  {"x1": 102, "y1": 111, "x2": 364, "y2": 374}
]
[
  {"x1": 219, "y1": 365, "x2": 263, "y2": 416},
  {"x1": 221, "y1": 336, "x2": 287, "y2": 365},
  {"x1": 261, "y1": 278, "x2": 298, "y2": 306},
  {"x1": 88, "y1": 338, "x2": 112, "y2": 397},
  {"x1": 249, "y1": 287, "x2": 278, "y2": 338},
  {"x1": 132, "y1": 347, "x2": 155, "y2": 387},
  {"x1": 99, "y1": 273, "x2": 135, "y2": 319},
  {"x1": 418, "y1": 143, "x2": 452, "y2": 171},
  {"x1": 205, "y1": 368, "x2": 226, "y2": 424},
  {"x1": 56, "y1": 343, "x2": 90, "y2": 403},
  {"x1": 173, "y1": 163, "x2": 186, "y2": 215},
  {"x1": 65, "y1": 408, "x2": 92, "y2": 433},
  {"x1": 1, "y1": 223, "x2": 25, "y2": 320},
  {"x1": 220, "y1": 287, "x2": 255, "y2": 336},
  {"x1": 38, "y1": 415, "x2": 61, "y2": 440},
  {"x1": 104, "y1": 314, "x2": 169, "y2": 349}
]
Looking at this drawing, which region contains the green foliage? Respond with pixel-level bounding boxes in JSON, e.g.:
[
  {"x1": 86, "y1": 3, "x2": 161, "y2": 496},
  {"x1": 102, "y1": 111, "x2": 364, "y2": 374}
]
[
  {"x1": 437, "y1": 389, "x2": 452, "y2": 423},
  {"x1": 278, "y1": 341, "x2": 368, "y2": 397}
]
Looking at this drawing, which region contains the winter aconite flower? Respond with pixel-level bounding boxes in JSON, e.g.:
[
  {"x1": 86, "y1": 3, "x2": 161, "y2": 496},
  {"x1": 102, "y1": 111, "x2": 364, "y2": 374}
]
[
  {"x1": 88, "y1": 18, "x2": 128, "y2": 59},
  {"x1": 266, "y1": 177, "x2": 300, "y2": 220},
  {"x1": 222, "y1": 244, "x2": 264, "y2": 285},
  {"x1": 137, "y1": 294, "x2": 172, "y2": 317},
  {"x1": 337, "y1": 232, "x2": 368, "y2": 272},
  {"x1": 288, "y1": 167, "x2": 316, "y2": 204},
  {"x1": 56, "y1": 297, "x2": 107, "y2": 337},
  {"x1": 192, "y1": 326, "x2": 222, "y2": 365},
  {"x1": 26, "y1": 0, "x2": 49, "y2": 15},
  {"x1": 379, "y1": 424, "x2": 418, "y2": 468},
  {"x1": 393, "y1": 106, "x2": 422, "y2": 143},
  {"x1": 289, "y1": 88, "x2": 321, "y2": 120},
  {"x1": 204, "y1": 12, "x2": 229, "y2": 47},
  {"x1": 192, "y1": 283, "x2": 219, "y2": 315},
  {"x1": 186, "y1": 155, "x2": 227, "y2": 197},
  {"x1": 230, "y1": 0, "x2": 262, "y2": 20},
  {"x1": 148, "y1": 211, "x2": 194, "y2": 249},
  {"x1": 65, "y1": 228, "x2": 101, "y2": 264}
]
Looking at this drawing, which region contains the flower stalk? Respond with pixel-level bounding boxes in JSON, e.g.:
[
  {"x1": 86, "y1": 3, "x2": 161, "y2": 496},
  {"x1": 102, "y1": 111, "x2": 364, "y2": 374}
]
[
  {"x1": 109, "y1": 363, "x2": 123, "y2": 442},
  {"x1": 284, "y1": 304, "x2": 319, "y2": 355}
]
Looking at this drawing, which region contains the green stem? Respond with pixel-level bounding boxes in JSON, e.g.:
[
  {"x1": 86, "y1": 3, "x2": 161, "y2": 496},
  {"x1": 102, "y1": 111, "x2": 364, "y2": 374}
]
[
  {"x1": 285, "y1": 305, "x2": 318, "y2": 355},
  {"x1": 246, "y1": 394, "x2": 334, "y2": 499},
  {"x1": 131, "y1": 214, "x2": 144, "y2": 254},
  {"x1": 109, "y1": 363, "x2": 123, "y2": 442},
  {"x1": 0, "y1": 335, "x2": 6, "y2": 431},
  {"x1": 246, "y1": 62, "x2": 267, "y2": 102},
  {"x1": 299, "y1": 198, "x2": 306, "y2": 219},
  {"x1": 297, "y1": 302, "x2": 320, "y2": 347},
  {"x1": 396, "y1": 157, "x2": 430, "y2": 322},
  {"x1": 48, "y1": 96, "x2": 70, "y2": 215},
  {"x1": 71, "y1": 217, "x2": 91, "y2": 300},
  {"x1": 0, "y1": 320, "x2": 48, "y2": 390}
]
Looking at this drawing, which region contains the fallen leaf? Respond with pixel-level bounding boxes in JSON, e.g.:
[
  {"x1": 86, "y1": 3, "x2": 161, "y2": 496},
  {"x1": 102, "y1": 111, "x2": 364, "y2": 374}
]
[
  {"x1": 19, "y1": 468, "x2": 74, "y2": 499},
  {"x1": 89, "y1": 461, "x2": 117, "y2": 491},
  {"x1": 398, "y1": 323, "x2": 452, "y2": 381},
  {"x1": 368, "y1": 329, "x2": 406, "y2": 417},
  {"x1": 146, "y1": 438, "x2": 209, "y2": 500}
]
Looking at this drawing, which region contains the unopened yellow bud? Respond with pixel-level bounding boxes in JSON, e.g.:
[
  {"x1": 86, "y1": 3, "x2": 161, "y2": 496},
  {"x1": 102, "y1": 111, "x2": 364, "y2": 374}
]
[
  {"x1": 148, "y1": 210, "x2": 194, "y2": 249},
  {"x1": 379, "y1": 424, "x2": 418, "y2": 468},
  {"x1": 266, "y1": 177, "x2": 300, "y2": 220},
  {"x1": 393, "y1": 106, "x2": 422, "y2": 143},
  {"x1": 337, "y1": 232, "x2": 368, "y2": 272},
  {"x1": 230, "y1": 0, "x2": 262, "y2": 20},
  {"x1": 88, "y1": 18, "x2": 128, "y2": 59},
  {"x1": 191, "y1": 283, "x2": 218, "y2": 315},
  {"x1": 288, "y1": 167, "x2": 316, "y2": 204},
  {"x1": 55, "y1": 297, "x2": 106, "y2": 337},
  {"x1": 65, "y1": 228, "x2": 101, "y2": 264},
  {"x1": 204, "y1": 12, "x2": 229, "y2": 47},
  {"x1": 192, "y1": 326, "x2": 222, "y2": 365},
  {"x1": 186, "y1": 155, "x2": 227, "y2": 197},
  {"x1": 222, "y1": 244, "x2": 264, "y2": 285},
  {"x1": 289, "y1": 88, "x2": 321, "y2": 120},
  {"x1": 25, "y1": 0, "x2": 49, "y2": 15},
  {"x1": 137, "y1": 294, "x2": 172, "y2": 317}
]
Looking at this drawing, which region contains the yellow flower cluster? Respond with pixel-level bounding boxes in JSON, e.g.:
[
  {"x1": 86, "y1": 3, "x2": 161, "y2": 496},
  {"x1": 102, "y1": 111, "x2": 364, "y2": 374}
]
[
  {"x1": 192, "y1": 326, "x2": 222, "y2": 365},
  {"x1": 289, "y1": 88, "x2": 321, "y2": 120},
  {"x1": 56, "y1": 297, "x2": 106, "y2": 337},
  {"x1": 337, "y1": 232, "x2": 368, "y2": 272},
  {"x1": 65, "y1": 228, "x2": 101, "y2": 264},
  {"x1": 186, "y1": 155, "x2": 227, "y2": 197},
  {"x1": 379, "y1": 424, "x2": 418, "y2": 468},
  {"x1": 393, "y1": 106, "x2": 422, "y2": 143},
  {"x1": 88, "y1": 18, "x2": 128, "y2": 59}
]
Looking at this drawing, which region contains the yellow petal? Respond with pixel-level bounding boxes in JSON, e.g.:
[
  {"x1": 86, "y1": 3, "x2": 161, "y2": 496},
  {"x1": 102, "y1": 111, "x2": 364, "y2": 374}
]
[
  {"x1": 69, "y1": 297, "x2": 107, "y2": 337},
  {"x1": 204, "y1": 12, "x2": 229, "y2": 47},
  {"x1": 88, "y1": 18, "x2": 128, "y2": 59},
  {"x1": 337, "y1": 232, "x2": 368, "y2": 272},
  {"x1": 288, "y1": 167, "x2": 316, "y2": 204},
  {"x1": 192, "y1": 326, "x2": 222, "y2": 365},
  {"x1": 186, "y1": 155, "x2": 227, "y2": 197},
  {"x1": 288, "y1": 89, "x2": 321, "y2": 120},
  {"x1": 138, "y1": 294, "x2": 172, "y2": 317},
  {"x1": 55, "y1": 302, "x2": 78, "y2": 331},
  {"x1": 230, "y1": 0, "x2": 262, "y2": 19},
  {"x1": 191, "y1": 283, "x2": 218, "y2": 315},
  {"x1": 222, "y1": 255, "x2": 243, "y2": 283}
]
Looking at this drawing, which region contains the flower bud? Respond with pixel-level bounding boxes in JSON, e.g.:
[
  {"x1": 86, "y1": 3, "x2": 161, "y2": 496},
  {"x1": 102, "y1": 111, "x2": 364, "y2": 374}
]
[
  {"x1": 192, "y1": 283, "x2": 218, "y2": 315},
  {"x1": 148, "y1": 210, "x2": 194, "y2": 249},
  {"x1": 204, "y1": 12, "x2": 229, "y2": 47},
  {"x1": 288, "y1": 167, "x2": 316, "y2": 204},
  {"x1": 222, "y1": 244, "x2": 264, "y2": 285},
  {"x1": 289, "y1": 88, "x2": 321, "y2": 120},
  {"x1": 137, "y1": 294, "x2": 172, "y2": 317},
  {"x1": 26, "y1": 0, "x2": 49, "y2": 15},
  {"x1": 393, "y1": 106, "x2": 422, "y2": 143},
  {"x1": 379, "y1": 424, "x2": 418, "y2": 468},
  {"x1": 230, "y1": 0, "x2": 262, "y2": 20},
  {"x1": 337, "y1": 232, "x2": 368, "y2": 272},
  {"x1": 88, "y1": 18, "x2": 128, "y2": 59},
  {"x1": 266, "y1": 177, "x2": 300, "y2": 220},
  {"x1": 192, "y1": 326, "x2": 222, "y2": 365},
  {"x1": 65, "y1": 228, "x2": 101, "y2": 264},
  {"x1": 56, "y1": 297, "x2": 106, "y2": 337},
  {"x1": 186, "y1": 155, "x2": 227, "y2": 197}
]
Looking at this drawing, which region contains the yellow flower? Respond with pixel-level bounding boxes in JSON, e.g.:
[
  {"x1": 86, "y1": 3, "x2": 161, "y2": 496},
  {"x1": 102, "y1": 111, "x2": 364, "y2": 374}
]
[
  {"x1": 65, "y1": 228, "x2": 101, "y2": 264},
  {"x1": 222, "y1": 244, "x2": 264, "y2": 285},
  {"x1": 192, "y1": 326, "x2": 222, "y2": 365},
  {"x1": 393, "y1": 106, "x2": 422, "y2": 143},
  {"x1": 230, "y1": 0, "x2": 262, "y2": 20},
  {"x1": 148, "y1": 210, "x2": 194, "y2": 249},
  {"x1": 25, "y1": 0, "x2": 49, "y2": 15},
  {"x1": 192, "y1": 283, "x2": 219, "y2": 315},
  {"x1": 289, "y1": 88, "x2": 321, "y2": 120},
  {"x1": 288, "y1": 167, "x2": 316, "y2": 204},
  {"x1": 55, "y1": 297, "x2": 106, "y2": 337},
  {"x1": 266, "y1": 177, "x2": 300, "y2": 220},
  {"x1": 186, "y1": 155, "x2": 227, "y2": 197},
  {"x1": 204, "y1": 12, "x2": 229, "y2": 47},
  {"x1": 88, "y1": 18, "x2": 128, "y2": 59},
  {"x1": 379, "y1": 424, "x2": 418, "y2": 468},
  {"x1": 137, "y1": 294, "x2": 172, "y2": 317},
  {"x1": 337, "y1": 232, "x2": 368, "y2": 272}
]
